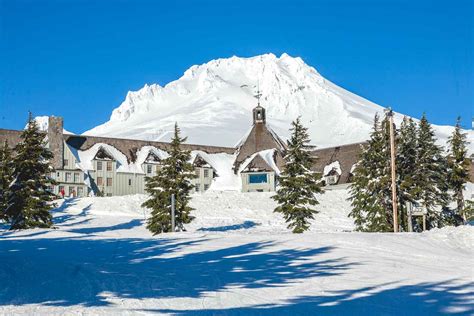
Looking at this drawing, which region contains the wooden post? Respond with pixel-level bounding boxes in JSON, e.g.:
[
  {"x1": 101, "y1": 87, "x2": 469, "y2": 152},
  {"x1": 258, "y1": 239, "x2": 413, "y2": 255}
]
[
  {"x1": 171, "y1": 194, "x2": 175, "y2": 232},
  {"x1": 406, "y1": 201, "x2": 413, "y2": 233},
  {"x1": 422, "y1": 214, "x2": 427, "y2": 232},
  {"x1": 387, "y1": 110, "x2": 398, "y2": 232}
]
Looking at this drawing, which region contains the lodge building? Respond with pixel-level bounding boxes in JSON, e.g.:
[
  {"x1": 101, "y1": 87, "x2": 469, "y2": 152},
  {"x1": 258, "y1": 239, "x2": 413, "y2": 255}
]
[{"x1": 0, "y1": 105, "x2": 365, "y2": 197}]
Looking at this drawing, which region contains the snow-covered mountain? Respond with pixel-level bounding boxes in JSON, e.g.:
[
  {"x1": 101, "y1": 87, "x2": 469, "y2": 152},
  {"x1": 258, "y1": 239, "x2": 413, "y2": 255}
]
[{"x1": 84, "y1": 53, "x2": 463, "y2": 149}]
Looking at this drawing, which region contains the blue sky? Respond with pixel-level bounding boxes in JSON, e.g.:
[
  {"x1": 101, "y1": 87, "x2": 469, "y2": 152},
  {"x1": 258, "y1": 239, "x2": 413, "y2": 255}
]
[{"x1": 1, "y1": 0, "x2": 472, "y2": 133}]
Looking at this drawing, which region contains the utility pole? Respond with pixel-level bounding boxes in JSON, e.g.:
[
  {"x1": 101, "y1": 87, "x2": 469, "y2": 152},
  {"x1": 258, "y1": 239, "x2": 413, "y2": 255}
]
[
  {"x1": 171, "y1": 194, "x2": 175, "y2": 232},
  {"x1": 387, "y1": 109, "x2": 398, "y2": 232}
]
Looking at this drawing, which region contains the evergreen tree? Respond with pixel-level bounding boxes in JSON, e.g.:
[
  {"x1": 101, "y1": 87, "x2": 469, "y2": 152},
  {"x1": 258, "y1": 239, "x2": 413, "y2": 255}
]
[
  {"x1": 142, "y1": 123, "x2": 196, "y2": 234},
  {"x1": 463, "y1": 200, "x2": 474, "y2": 222},
  {"x1": 273, "y1": 117, "x2": 324, "y2": 233},
  {"x1": 348, "y1": 113, "x2": 394, "y2": 232},
  {"x1": 412, "y1": 114, "x2": 449, "y2": 228},
  {"x1": 397, "y1": 117, "x2": 418, "y2": 231},
  {"x1": 6, "y1": 114, "x2": 56, "y2": 229},
  {"x1": 0, "y1": 140, "x2": 13, "y2": 222},
  {"x1": 447, "y1": 117, "x2": 470, "y2": 221}
]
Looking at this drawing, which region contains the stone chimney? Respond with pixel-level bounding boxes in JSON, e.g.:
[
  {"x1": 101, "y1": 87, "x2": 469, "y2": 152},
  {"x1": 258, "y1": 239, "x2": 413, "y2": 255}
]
[{"x1": 48, "y1": 116, "x2": 64, "y2": 169}]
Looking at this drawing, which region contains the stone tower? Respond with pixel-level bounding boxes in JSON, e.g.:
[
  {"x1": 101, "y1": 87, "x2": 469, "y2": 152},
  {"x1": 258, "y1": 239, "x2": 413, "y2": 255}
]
[
  {"x1": 233, "y1": 105, "x2": 286, "y2": 173},
  {"x1": 253, "y1": 105, "x2": 266, "y2": 124},
  {"x1": 48, "y1": 116, "x2": 64, "y2": 169}
]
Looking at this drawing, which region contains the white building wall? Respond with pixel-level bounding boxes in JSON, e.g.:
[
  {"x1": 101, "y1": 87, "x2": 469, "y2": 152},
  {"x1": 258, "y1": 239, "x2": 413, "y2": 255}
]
[
  {"x1": 241, "y1": 172, "x2": 275, "y2": 192},
  {"x1": 191, "y1": 167, "x2": 214, "y2": 193},
  {"x1": 50, "y1": 141, "x2": 87, "y2": 197}
]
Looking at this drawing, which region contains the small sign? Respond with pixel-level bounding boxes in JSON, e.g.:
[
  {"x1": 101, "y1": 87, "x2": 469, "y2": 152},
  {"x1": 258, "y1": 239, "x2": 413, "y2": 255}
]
[{"x1": 411, "y1": 206, "x2": 427, "y2": 216}]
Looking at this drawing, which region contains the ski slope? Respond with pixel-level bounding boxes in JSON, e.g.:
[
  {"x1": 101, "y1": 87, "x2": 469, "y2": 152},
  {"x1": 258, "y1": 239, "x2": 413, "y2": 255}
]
[{"x1": 1, "y1": 189, "x2": 473, "y2": 315}]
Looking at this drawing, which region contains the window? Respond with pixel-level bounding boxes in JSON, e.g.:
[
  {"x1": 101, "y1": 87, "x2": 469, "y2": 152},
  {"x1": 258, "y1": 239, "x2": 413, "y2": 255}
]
[
  {"x1": 204, "y1": 184, "x2": 210, "y2": 191},
  {"x1": 107, "y1": 161, "x2": 113, "y2": 171},
  {"x1": 77, "y1": 187, "x2": 83, "y2": 197},
  {"x1": 325, "y1": 175, "x2": 339, "y2": 185},
  {"x1": 248, "y1": 173, "x2": 268, "y2": 184},
  {"x1": 128, "y1": 179, "x2": 132, "y2": 186},
  {"x1": 57, "y1": 172, "x2": 60, "y2": 177},
  {"x1": 106, "y1": 193, "x2": 112, "y2": 197},
  {"x1": 65, "y1": 172, "x2": 71, "y2": 182},
  {"x1": 97, "y1": 161, "x2": 103, "y2": 171},
  {"x1": 106, "y1": 177, "x2": 112, "y2": 187},
  {"x1": 147, "y1": 164, "x2": 153, "y2": 174},
  {"x1": 97, "y1": 177, "x2": 103, "y2": 186},
  {"x1": 74, "y1": 173, "x2": 80, "y2": 183},
  {"x1": 195, "y1": 169, "x2": 200, "y2": 177},
  {"x1": 204, "y1": 169, "x2": 210, "y2": 178},
  {"x1": 68, "y1": 186, "x2": 75, "y2": 197},
  {"x1": 63, "y1": 159, "x2": 68, "y2": 167},
  {"x1": 195, "y1": 185, "x2": 200, "y2": 192}
]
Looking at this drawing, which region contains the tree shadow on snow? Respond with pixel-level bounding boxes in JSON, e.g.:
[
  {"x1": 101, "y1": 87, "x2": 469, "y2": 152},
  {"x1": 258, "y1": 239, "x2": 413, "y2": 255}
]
[
  {"x1": 67, "y1": 219, "x2": 144, "y2": 235},
  {"x1": 198, "y1": 220, "x2": 260, "y2": 232},
  {"x1": 149, "y1": 280, "x2": 474, "y2": 315},
  {"x1": 0, "y1": 236, "x2": 350, "y2": 307},
  {"x1": 52, "y1": 201, "x2": 93, "y2": 227}
]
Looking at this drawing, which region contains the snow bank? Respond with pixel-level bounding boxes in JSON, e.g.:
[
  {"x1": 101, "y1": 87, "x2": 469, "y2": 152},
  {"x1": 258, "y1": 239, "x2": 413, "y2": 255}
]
[
  {"x1": 191, "y1": 151, "x2": 239, "y2": 190},
  {"x1": 1, "y1": 187, "x2": 472, "y2": 315}
]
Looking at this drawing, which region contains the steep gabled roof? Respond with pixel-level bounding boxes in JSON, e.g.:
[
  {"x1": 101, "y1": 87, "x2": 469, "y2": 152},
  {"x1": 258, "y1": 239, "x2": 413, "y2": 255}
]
[
  {"x1": 192, "y1": 154, "x2": 212, "y2": 168},
  {"x1": 239, "y1": 149, "x2": 284, "y2": 176},
  {"x1": 311, "y1": 142, "x2": 365, "y2": 183},
  {"x1": 233, "y1": 123, "x2": 286, "y2": 172}
]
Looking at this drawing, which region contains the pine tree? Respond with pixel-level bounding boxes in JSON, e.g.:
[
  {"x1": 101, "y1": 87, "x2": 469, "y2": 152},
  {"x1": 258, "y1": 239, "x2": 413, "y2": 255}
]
[
  {"x1": 6, "y1": 114, "x2": 56, "y2": 229},
  {"x1": 463, "y1": 200, "x2": 474, "y2": 222},
  {"x1": 142, "y1": 123, "x2": 196, "y2": 234},
  {"x1": 273, "y1": 117, "x2": 324, "y2": 233},
  {"x1": 348, "y1": 113, "x2": 394, "y2": 232},
  {"x1": 447, "y1": 117, "x2": 470, "y2": 221},
  {"x1": 397, "y1": 117, "x2": 418, "y2": 231},
  {"x1": 412, "y1": 114, "x2": 449, "y2": 228},
  {"x1": 0, "y1": 140, "x2": 14, "y2": 222}
]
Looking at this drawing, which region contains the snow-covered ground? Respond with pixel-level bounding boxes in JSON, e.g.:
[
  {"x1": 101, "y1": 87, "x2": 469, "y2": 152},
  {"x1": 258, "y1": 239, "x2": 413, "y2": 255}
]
[{"x1": 1, "y1": 188, "x2": 473, "y2": 315}]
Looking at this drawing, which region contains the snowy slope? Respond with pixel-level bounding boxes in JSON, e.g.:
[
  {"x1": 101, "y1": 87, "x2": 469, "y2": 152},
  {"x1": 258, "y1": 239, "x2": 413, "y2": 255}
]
[
  {"x1": 84, "y1": 53, "x2": 468, "y2": 149},
  {"x1": 1, "y1": 189, "x2": 473, "y2": 315}
]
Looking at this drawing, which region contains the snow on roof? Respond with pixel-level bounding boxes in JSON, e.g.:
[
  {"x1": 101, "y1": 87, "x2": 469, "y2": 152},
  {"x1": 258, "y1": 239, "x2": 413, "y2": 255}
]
[
  {"x1": 69, "y1": 142, "x2": 241, "y2": 191},
  {"x1": 267, "y1": 123, "x2": 287, "y2": 150},
  {"x1": 323, "y1": 161, "x2": 342, "y2": 176},
  {"x1": 239, "y1": 149, "x2": 281, "y2": 175},
  {"x1": 134, "y1": 146, "x2": 169, "y2": 166},
  {"x1": 350, "y1": 163, "x2": 357, "y2": 174},
  {"x1": 191, "y1": 150, "x2": 240, "y2": 190},
  {"x1": 75, "y1": 143, "x2": 140, "y2": 173}
]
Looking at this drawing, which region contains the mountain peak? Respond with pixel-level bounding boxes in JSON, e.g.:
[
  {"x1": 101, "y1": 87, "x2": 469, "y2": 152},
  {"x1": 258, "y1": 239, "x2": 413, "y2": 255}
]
[{"x1": 84, "y1": 53, "x2": 462, "y2": 149}]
